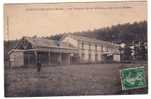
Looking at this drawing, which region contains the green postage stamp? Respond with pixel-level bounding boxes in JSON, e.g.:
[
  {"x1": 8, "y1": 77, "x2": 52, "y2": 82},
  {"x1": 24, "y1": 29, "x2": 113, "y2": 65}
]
[{"x1": 120, "y1": 67, "x2": 146, "y2": 90}]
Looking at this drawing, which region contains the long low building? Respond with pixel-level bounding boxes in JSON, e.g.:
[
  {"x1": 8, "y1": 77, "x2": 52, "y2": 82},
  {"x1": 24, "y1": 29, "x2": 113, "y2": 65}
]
[
  {"x1": 61, "y1": 34, "x2": 120, "y2": 63},
  {"x1": 8, "y1": 34, "x2": 120, "y2": 67}
]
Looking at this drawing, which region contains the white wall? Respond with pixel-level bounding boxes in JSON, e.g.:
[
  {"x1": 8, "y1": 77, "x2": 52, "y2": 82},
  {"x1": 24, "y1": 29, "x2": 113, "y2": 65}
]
[
  {"x1": 10, "y1": 51, "x2": 24, "y2": 67},
  {"x1": 62, "y1": 36, "x2": 119, "y2": 63},
  {"x1": 78, "y1": 42, "x2": 103, "y2": 63},
  {"x1": 113, "y1": 54, "x2": 120, "y2": 62}
]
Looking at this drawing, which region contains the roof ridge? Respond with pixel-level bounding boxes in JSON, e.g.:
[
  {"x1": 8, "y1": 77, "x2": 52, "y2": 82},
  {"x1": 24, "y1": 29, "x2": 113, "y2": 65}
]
[{"x1": 68, "y1": 34, "x2": 119, "y2": 47}]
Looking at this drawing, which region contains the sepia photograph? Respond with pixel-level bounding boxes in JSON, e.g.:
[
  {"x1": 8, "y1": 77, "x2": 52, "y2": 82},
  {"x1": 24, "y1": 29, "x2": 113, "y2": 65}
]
[{"x1": 4, "y1": 0, "x2": 147, "y2": 97}]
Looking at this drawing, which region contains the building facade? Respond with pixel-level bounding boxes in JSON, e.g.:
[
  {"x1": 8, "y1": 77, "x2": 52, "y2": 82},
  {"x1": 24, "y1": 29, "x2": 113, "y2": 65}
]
[
  {"x1": 8, "y1": 34, "x2": 120, "y2": 67},
  {"x1": 61, "y1": 34, "x2": 120, "y2": 63},
  {"x1": 8, "y1": 36, "x2": 78, "y2": 67}
]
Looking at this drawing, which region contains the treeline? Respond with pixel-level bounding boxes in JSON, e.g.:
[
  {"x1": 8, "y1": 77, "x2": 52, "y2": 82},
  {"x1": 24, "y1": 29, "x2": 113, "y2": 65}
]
[{"x1": 49, "y1": 21, "x2": 147, "y2": 44}]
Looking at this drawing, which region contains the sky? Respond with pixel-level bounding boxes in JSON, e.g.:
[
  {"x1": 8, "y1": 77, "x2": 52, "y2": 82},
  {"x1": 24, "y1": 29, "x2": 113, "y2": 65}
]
[{"x1": 4, "y1": 1, "x2": 147, "y2": 40}]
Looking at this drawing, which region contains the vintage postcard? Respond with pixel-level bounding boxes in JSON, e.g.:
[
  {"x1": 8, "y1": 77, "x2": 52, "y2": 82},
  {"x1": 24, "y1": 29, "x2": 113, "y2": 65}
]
[{"x1": 4, "y1": 1, "x2": 147, "y2": 97}]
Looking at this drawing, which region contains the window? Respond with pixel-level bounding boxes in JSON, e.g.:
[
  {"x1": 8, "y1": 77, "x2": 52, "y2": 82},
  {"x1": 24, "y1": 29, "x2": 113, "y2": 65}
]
[
  {"x1": 103, "y1": 47, "x2": 107, "y2": 52},
  {"x1": 89, "y1": 43, "x2": 91, "y2": 51},
  {"x1": 101, "y1": 45, "x2": 103, "y2": 51},
  {"x1": 106, "y1": 47, "x2": 109, "y2": 52},
  {"x1": 81, "y1": 53, "x2": 85, "y2": 60},
  {"x1": 81, "y1": 42, "x2": 84, "y2": 49},
  {"x1": 89, "y1": 53, "x2": 91, "y2": 61},
  {"x1": 95, "y1": 44, "x2": 97, "y2": 51},
  {"x1": 78, "y1": 40, "x2": 80, "y2": 48},
  {"x1": 95, "y1": 54, "x2": 98, "y2": 62}
]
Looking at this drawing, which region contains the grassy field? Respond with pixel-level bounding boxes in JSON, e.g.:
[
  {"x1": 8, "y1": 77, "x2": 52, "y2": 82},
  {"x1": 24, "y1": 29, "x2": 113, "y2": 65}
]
[{"x1": 5, "y1": 63, "x2": 148, "y2": 97}]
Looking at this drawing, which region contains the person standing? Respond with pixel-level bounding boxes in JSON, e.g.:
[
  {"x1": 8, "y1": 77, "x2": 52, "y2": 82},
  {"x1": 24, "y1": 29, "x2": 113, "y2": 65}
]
[{"x1": 37, "y1": 61, "x2": 41, "y2": 72}]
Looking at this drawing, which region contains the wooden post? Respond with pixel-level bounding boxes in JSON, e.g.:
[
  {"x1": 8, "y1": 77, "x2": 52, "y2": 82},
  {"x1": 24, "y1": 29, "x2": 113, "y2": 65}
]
[
  {"x1": 34, "y1": 51, "x2": 38, "y2": 64},
  {"x1": 67, "y1": 54, "x2": 70, "y2": 65},
  {"x1": 58, "y1": 53, "x2": 62, "y2": 65}
]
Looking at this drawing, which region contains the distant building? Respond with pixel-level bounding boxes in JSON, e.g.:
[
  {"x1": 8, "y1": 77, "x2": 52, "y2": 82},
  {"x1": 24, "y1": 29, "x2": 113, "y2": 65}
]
[
  {"x1": 8, "y1": 34, "x2": 120, "y2": 67},
  {"x1": 61, "y1": 34, "x2": 120, "y2": 63}
]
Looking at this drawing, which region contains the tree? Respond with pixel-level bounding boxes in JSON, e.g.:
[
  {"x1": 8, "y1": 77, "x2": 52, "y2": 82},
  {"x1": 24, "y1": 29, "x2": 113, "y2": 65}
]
[{"x1": 123, "y1": 45, "x2": 132, "y2": 62}]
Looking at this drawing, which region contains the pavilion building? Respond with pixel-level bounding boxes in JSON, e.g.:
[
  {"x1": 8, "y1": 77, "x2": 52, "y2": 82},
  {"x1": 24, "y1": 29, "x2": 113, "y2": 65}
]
[{"x1": 8, "y1": 34, "x2": 120, "y2": 67}]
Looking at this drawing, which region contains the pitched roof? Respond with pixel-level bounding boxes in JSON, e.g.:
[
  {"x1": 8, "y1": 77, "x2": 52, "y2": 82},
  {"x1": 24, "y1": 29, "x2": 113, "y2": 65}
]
[
  {"x1": 61, "y1": 34, "x2": 119, "y2": 47},
  {"x1": 23, "y1": 37, "x2": 76, "y2": 49}
]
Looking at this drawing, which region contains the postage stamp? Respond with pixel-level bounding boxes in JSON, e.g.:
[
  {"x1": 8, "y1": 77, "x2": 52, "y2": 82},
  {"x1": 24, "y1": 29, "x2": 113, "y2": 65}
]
[{"x1": 120, "y1": 67, "x2": 146, "y2": 90}]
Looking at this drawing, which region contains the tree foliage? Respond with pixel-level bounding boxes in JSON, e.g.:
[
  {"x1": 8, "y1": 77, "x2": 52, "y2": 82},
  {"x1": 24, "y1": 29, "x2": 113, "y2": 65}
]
[{"x1": 75, "y1": 21, "x2": 147, "y2": 44}]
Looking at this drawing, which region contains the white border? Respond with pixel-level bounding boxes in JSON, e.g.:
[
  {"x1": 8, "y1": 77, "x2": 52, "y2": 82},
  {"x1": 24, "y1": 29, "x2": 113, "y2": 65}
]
[{"x1": 0, "y1": 0, "x2": 151, "y2": 99}]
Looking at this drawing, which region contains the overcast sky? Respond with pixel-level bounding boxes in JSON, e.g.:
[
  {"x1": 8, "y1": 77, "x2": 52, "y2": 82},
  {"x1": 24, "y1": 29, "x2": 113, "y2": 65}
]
[{"x1": 4, "y1": 1, "x2": 147, "y2": 40}]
